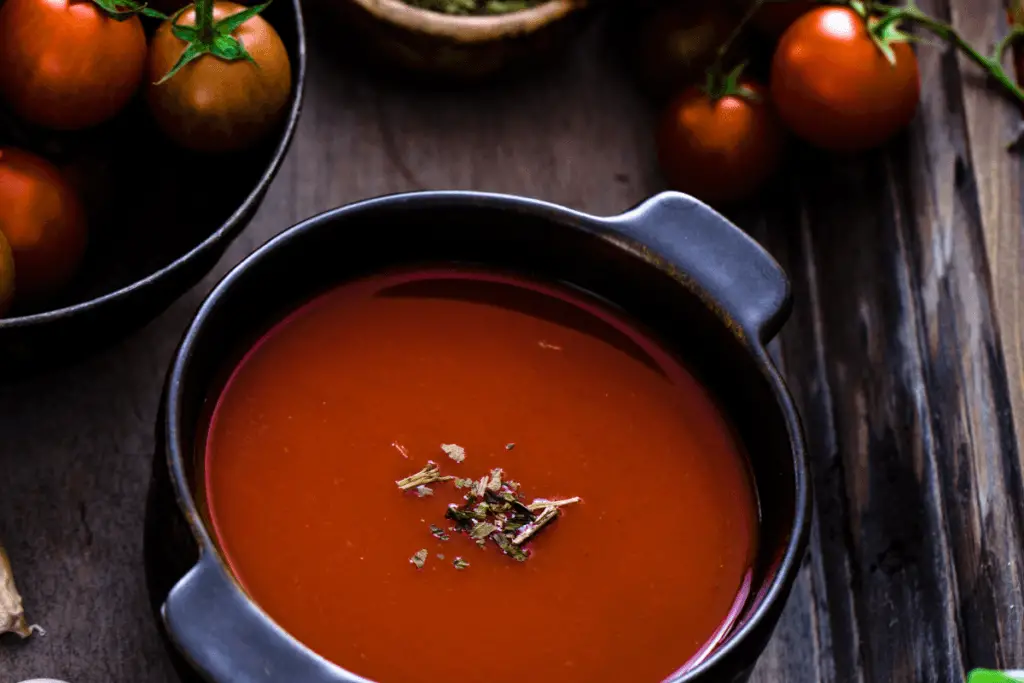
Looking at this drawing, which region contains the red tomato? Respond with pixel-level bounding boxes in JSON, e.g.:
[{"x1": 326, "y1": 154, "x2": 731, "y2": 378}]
[
  {"x1": 752, "y1": 1, "x2": 814, "y2": 37},
  {"x1": 0, "y1": 0, "x2": 147, "y2": 131},
  {"x1": 656, "y1": 82, "x2": 784, "y2": 205},
  {"x1": 0, "y1": 148, "x2": 88, "y2": 300},
  {"x1": 0, "y1": 230, "x2": 13, "y2": 317},
  {"x1": 146, "y1": 2, "x2": 292, "y2": 153},
  {"x1": 770, "y1": 7, "x2": 920, "y2": 152}
]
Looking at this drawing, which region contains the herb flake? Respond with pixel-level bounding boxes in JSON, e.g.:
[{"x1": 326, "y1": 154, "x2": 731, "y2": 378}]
[
  {"x1": 453, "y1": 557, "x2": 470, "y2": 570},
  {"x1": 410, "y1": 549, "x2": 428, "y2": 569},
  {"x1": 397, "y1": 461, "x2": 454, "y2": 491},
  {"x1": 441, "y1": 443, "x2": 466, "y2": 463}
]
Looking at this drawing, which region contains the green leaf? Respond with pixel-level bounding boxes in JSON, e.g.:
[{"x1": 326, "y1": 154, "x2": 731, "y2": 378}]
[
  {"x1": 155, "y1": 42, "x2": 209, "y2": 84},
  {"x1": 210, "y1": 34, "x2": 254, "y2": 63},
  {"x1": 214, "y1": 0, "x2": 271, "y2": 34},
  {"x1": 172, "y1": 23, "x2": 198, "y2": 41},
  {"x1": 89, "y1": 0, "x2": 139, "y2": 20},
  {"x1": 140, "y1": 5, "x2": 168, "y2": 18},
  {"x1": 968, "y1": 670, "x2": 1024, "y2": 683}
]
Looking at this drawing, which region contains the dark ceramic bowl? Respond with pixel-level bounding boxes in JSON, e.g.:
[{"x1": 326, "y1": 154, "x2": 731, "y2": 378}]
[
  {"x1": 145, "y1": 190, "x2": 810, "y2": 683},
  {"x1": 0, "y1": 1, "x2": 307, "y2": 379}
]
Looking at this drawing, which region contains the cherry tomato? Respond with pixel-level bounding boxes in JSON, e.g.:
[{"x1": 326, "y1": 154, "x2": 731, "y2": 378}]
[
  {"x1": 0, "y1": 0, "x2": 147, "y2": 131},
  {"x1": 146, "y1": 2, "x2": 292, "y2": 153},
  {"x1": 0, "y1": 230, "x2": 13, "y2": 317},
  {"x1": 752, "y1": 1, "x2": 814, "y2": 38},
  {"x1": 0, "y1": 148, "x2": 88, "y2": 300},
  {"x1": 770, "y1": 7, "x2": 920, "y2": 152},
  {"x1": 627, "y1": 3, "x2": 744, "y2": 102},
  {"x1": 656, "y1": 81, "x2": 784, "y2": 205}
]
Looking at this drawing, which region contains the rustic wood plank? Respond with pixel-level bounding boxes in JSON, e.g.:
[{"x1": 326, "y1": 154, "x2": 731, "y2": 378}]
[
  {"x1": 945, "y1": 0, "x2": 1024, "y2": 668},
  {"x1": 906, "y1": 0, "x2": 1024, "y2": 672}
]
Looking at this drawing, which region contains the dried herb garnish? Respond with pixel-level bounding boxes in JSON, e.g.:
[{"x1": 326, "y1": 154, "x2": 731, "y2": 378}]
[
  {"x1": 505, "y1": 443, "x2": 515, "y2": 451},
  {"x1": 453, "y1": 557, "x2": 470, "y2": 570},
  {"x1": 410, "y1": 549, "x2": 428, "y2": 569},
  {"x1": 398, "y1": 448, "x2": 580, "y2": 566},
  {"x1": 415, "y1": 485, "x2": 434, "y2": 498},
  {"x1": 402, "y1": 0, "x2": 544, "y2": 16},
  {"x1": 397, "y1": 461, "x2": 454, "y2": 491}
]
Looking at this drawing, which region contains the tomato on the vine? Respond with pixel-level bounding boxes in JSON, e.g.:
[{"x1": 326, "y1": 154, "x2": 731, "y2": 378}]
[
  {"x1": 656, "y1": 80, "x2": 784, "y2": 205},
  {"x1": 146, "y1": 1, "x2": 292, "y2": 153},
  {"x1": 0, "y1": 231, "x2": 14, "y2": 317},
  {"x1": 0, "y1": 0, "x2": 147, "y2": 131},
  {"x1": 770, "y1": 6, "x2": 920, "y2": 152},
  {"x1": 0, "y1": 148, "x2": 88, "y2": 300}
]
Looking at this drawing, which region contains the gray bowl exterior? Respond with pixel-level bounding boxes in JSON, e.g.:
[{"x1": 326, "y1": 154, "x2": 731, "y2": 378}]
[{"x1": 146, "y1": 190, "x2": 811, "y2": 683}]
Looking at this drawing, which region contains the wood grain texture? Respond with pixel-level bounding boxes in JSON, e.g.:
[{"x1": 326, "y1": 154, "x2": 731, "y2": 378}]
[{"x1": 2, "y1": 1, "x2": 1023, "y2": 682}]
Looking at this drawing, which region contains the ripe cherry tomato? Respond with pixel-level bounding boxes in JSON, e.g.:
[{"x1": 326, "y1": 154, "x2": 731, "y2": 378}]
[
  {"x1": 770, "y1": 7, "x2": 920, "y2": 152},
  {"x1": 0, "y1": 0, "x2": 147, "y2": 131},
  {"x1": 0, "y1": 230, "x2": 13, "y2": 317},
  {"x1": 0, "y1": 148, "x2": 88, "y2": 300},
  {"x1": 656, "y1": 81, "x2": 784, "y2": 205},
  {"x1": 627, "y1": 2, "x2": 743, "y2": 102},
  {"x1": 146, "y1": 2, "x2": 292, "y2": 153}
]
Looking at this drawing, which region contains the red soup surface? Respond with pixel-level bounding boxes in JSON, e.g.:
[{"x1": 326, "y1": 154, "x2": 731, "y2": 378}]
[{"x1": 204, "y1": 267, "x2": 759, "y2": 683}]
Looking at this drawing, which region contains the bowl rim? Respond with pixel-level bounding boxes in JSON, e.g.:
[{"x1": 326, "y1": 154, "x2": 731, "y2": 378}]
[
  {"x1": 0, "y1": 0, "x2": 308, "y2": 332},
  {"x1": 344, "y1": 0, "x2": 587, "y2": 41},
  {"x1": 161, "y1": 190, "x2": 812, "y2": 683}
]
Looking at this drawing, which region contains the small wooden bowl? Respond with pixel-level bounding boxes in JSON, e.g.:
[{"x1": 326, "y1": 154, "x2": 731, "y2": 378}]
[{"x1": 327, "y1": 0, "x2": 593, "y2": 80}]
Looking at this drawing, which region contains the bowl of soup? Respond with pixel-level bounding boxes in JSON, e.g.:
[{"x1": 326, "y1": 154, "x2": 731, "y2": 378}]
[{"x1": 145, "y1": 190, "x2": 810, "y2": 683}]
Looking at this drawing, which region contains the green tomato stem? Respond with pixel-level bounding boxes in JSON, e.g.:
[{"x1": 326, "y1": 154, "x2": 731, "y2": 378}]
[
  {"x1": 716, "y1": 0, "x2": 767, "y2": 64},
  {"x1": 194, "y1": 0, "x2": 215, "y2": 43}
]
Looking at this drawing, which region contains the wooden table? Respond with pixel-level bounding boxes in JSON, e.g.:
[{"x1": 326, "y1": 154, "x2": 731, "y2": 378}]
[{"x1": 2, "y1": 1, "x2": 1023, "y2": 681}]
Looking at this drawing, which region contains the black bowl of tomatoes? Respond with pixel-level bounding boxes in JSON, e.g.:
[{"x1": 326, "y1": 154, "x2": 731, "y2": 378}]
[{"x1": 0, "y1": 0, "x2": 306, "y2": 379}]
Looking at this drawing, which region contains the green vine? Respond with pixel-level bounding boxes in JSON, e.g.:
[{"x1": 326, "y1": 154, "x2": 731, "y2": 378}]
[
  {"x1": 90, "y1": 0, "x2": 167, "y2": 21},
  {"x1": 703, "y1": 0, "x2": 766, "y2": 102}
]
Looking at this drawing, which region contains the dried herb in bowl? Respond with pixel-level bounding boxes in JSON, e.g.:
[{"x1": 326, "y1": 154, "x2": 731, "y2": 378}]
[{"x1": 402, "y1": 0, "x2": 546, "y2": 15}]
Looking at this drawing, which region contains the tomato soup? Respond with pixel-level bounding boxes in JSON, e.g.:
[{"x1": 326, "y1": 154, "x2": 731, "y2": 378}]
[{"x1": 203, "y1": 268, "x2": 759, "y2": 683}]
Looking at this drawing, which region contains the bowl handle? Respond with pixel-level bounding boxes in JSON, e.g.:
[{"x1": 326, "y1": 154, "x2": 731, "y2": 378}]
[
  {"x1": 600, "y1": 191, "x2": 791, "y2": 345},
  {"x1": 162, "y1": 554, "x2": 365, "y2": 683}
]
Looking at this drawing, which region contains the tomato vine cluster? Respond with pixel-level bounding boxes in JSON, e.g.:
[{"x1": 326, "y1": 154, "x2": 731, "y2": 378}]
[
  {"x1": 624, "y1": 0, "x2": 1024, "y2": 206},
  {"x1": 0, "y1": 0, "x2": 293, "y2": 317}
]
